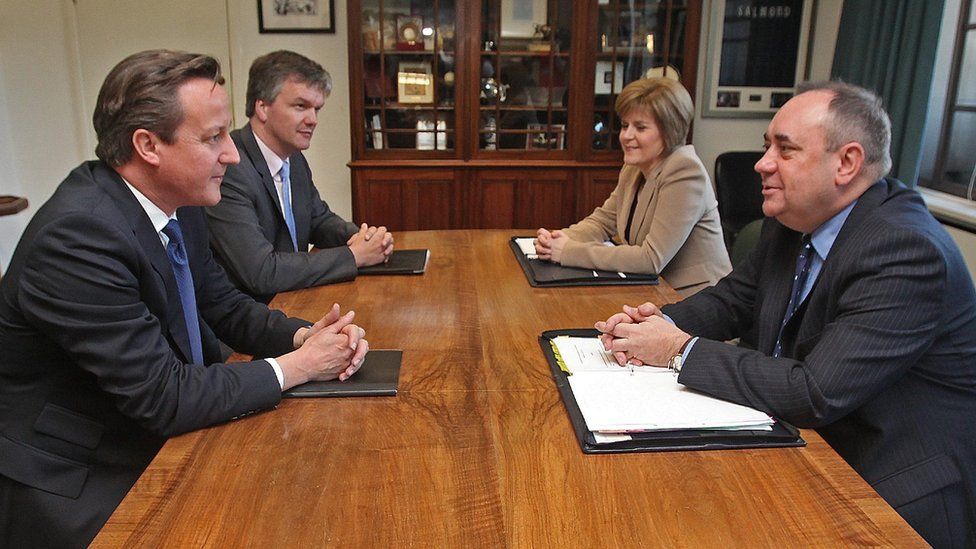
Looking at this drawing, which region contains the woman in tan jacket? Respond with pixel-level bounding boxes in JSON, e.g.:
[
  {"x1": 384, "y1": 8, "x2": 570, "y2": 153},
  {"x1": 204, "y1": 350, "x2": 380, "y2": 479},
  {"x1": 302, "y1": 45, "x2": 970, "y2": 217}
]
[{"x1": 535, "y1": 78, "x2": 731, "y2": 296}]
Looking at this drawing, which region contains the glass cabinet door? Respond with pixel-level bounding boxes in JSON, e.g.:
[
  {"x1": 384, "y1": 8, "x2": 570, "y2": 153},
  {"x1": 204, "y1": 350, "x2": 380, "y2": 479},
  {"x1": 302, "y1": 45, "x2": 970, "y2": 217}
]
[
  {"x1": 478, "y1": 0, "x2": 573, "y2": 151},
  {"x1": 592, "y1": 0, "x2": 689, "y2": 152},
  {"x1": 361, "y1": 0, "x2": 456, "y2": 151}
]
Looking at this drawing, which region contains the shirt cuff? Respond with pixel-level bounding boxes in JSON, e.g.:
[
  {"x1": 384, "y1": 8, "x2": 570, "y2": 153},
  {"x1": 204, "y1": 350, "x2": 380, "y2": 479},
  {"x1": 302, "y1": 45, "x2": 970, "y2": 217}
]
[
  {"x1": 265, "y1": 358, "x2": 285, "y2": 390},
  {"x1": 681, "y1": 337, "x2": 699, "y2": 362}
]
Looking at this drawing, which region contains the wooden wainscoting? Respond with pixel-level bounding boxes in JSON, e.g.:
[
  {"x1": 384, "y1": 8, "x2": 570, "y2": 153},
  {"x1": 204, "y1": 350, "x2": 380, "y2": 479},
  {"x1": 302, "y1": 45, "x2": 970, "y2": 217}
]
[{"x1": 351, "y1": 163, "x2": 621, "y2": 231}]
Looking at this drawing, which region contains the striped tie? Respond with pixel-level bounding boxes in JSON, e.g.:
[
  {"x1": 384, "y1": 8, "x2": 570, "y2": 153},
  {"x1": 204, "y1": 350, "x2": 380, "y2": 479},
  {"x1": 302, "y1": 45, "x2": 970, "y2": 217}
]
[{"x1": 773, "y1": 235, "x2": 813, "y2": 358}]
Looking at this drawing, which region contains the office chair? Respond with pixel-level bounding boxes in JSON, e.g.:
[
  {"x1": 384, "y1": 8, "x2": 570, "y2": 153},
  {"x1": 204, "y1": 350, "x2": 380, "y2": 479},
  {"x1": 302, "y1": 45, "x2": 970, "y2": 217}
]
[
  {"x1": 730, "y1": 218, "x2": 764, "y2": 267},
  {"x1": 714, "y1": 151, "x2": 765, "y2": 252},
  {"x1": 0, "y1": 195, "x2": 29, "y2": 280}
]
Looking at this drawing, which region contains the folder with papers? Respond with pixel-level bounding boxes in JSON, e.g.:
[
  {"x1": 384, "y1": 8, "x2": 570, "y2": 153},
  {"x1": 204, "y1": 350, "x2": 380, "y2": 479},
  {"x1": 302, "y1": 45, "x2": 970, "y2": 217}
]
[
  {"x1": 540, "y1": 329, "x2": 804, "y2": 453},
  {"x1": 510, "y1": 237, "x2": 658, "y2": 287}
]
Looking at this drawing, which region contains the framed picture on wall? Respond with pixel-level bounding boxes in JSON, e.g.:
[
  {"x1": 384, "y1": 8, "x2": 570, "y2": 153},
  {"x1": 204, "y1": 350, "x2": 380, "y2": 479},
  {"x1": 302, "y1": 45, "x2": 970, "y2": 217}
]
[
  {"x1": 702, "y1": 0, "x2": 813, "y2": 118},
  {"x1": 258, "y1": 0, "x2": 335, "y2": 34}
]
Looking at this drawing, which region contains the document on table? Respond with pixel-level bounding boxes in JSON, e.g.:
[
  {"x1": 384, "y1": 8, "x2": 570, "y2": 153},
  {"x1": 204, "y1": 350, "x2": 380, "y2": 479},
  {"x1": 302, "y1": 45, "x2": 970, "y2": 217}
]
[
  {"x1": 552, "y1": 336, "x2": 774, "y2": 433},
  {"x1": 514, "y1": 238, "x2": 628, "y2": 278},
  {"x1": 515, "y1": 237, "x2": 539, "y2": 259}
]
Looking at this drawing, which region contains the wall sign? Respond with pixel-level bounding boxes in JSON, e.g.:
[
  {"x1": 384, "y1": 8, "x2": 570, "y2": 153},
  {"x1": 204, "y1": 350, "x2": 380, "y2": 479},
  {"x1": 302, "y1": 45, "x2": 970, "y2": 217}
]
[{"x1": 703, "y1": 0, "x2": 813, "y2": 118}]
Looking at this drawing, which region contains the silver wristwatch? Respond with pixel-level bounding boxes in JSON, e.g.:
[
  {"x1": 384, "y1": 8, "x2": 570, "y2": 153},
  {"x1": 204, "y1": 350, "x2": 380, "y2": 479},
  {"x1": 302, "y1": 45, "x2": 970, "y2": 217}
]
[{"x1": 668, "y1": 353, "x2": 683, "y2": 375}]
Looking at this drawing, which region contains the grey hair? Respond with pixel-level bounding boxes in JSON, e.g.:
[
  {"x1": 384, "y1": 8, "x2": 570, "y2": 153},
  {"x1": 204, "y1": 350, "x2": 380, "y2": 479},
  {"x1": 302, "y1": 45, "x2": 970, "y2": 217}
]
[{"x1": 797, "y1": 80, "x2": 892, "y2": 179}]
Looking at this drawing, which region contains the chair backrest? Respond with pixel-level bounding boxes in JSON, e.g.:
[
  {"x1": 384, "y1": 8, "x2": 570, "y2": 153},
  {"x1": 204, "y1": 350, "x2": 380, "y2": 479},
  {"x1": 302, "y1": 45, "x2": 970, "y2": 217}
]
[
  {"x1": 0, "y1": 195, "x2": 31, "y2": 281},
  {"x1": 714, "y1": 151, "x2": 765, "y2": 250},
  {"x1": 730, "y1": 218, "x2": 764, "y2": 267}
]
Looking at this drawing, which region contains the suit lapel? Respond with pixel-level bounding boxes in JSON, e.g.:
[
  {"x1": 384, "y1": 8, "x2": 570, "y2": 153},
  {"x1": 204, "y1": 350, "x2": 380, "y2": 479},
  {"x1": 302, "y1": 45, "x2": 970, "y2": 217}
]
[
  {"x1": 92, "y1": 163, "x2": 194, "y2": 363},
  {"x1": 757, "y1": 226, "x2": 803, "y2": 354},
  {"x1": 634, "y1": 161, "x2": 668, "y2": 241},
  {"x1": 240, "y1": 123, "x2": 286, "y2": 217}
]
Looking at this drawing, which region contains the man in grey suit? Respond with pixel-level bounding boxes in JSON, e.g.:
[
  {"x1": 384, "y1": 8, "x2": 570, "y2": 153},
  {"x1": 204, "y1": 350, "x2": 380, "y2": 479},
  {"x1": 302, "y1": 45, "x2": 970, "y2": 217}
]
[
  {"x1": 207, "y1": 50, "x2": 393, "y2": 303},
  {"x1": 597, "y1": 82, "x2": 976, "y2": 548},
  {"x1": 0, "y1": 50, "x2": 368, "y2": 547}
]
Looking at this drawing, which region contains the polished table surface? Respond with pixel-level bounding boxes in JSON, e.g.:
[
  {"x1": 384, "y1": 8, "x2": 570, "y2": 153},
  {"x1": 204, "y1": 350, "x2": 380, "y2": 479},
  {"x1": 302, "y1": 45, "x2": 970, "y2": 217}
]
[{"x1": 94, "y1": 230, "x2": 924, "y2": 546}]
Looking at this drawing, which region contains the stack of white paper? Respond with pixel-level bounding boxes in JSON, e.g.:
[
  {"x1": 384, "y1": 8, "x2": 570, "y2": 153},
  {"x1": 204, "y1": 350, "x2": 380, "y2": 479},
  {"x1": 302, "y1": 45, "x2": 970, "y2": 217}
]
[
  {"x1": 515, "y1": 237, "x2": 538, "y2": 259},
  {"x1": 552, "y1": 337, "x2": 773, "y2": 433}
]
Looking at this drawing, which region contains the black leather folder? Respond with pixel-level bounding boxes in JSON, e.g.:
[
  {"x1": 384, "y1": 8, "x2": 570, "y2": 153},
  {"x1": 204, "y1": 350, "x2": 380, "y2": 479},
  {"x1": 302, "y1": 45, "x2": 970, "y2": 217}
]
[
  {"x1": 358, "y1": 249, "x2": 429, "y2": 275},
  {"x1": 510, "y1": 237, "x2": 658, "y2": 287},
  {"x1": 283, "y1": 350, "x2": 402, "y2": 398},
  {"x1": 540, "y1": 329, "x2": 804, "y2": 453}
]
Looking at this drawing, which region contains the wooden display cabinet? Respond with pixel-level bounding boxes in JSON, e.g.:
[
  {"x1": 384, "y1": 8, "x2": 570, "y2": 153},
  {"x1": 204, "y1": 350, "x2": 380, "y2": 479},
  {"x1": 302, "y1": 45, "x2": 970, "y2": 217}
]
[{"x1": 347, "y1": 0, "x2": 701, "y2": 230}]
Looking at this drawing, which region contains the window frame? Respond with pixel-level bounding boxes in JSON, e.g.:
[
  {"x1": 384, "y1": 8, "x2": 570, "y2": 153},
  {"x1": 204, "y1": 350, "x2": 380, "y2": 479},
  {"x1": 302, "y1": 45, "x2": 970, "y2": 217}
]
[{"x1": 927, "y1": 0, "x2": 976, "y2": 202}]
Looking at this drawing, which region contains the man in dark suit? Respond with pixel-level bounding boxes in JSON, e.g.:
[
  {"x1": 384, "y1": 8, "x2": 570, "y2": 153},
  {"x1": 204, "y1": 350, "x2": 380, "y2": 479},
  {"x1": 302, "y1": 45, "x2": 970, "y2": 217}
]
[
  {"x1": 0, "y1": 50, "x2": 369, "y2": 547},
  {"x1": 597, "y1": 82, "x2": 976, "y2": 548},
  {"x1": 206, "y1": 50, "x2": 393, "y2": 303}
]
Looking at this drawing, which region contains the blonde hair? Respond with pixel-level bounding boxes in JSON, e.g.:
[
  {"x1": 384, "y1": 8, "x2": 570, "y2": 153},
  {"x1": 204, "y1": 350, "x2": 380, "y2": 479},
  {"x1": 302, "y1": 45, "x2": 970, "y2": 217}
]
[{"x1": 614, "y1": 77, "x2": 693, "y2": 152}]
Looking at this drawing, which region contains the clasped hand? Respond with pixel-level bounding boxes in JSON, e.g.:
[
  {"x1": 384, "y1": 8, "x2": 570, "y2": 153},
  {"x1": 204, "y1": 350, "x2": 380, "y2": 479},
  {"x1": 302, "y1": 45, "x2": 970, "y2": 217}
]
[
  {"x1": 594, "y1": 302, "x2": 689, "y2": 367},
  {"x1": 348, "y1": 223, "x2": 394, "y2": 267},
  {"x1": 534, "y1": 227, "x2": 569, "y2": 263},
  {"x1": 282, "y1": 303, "x2": 369, "y2": 389}
]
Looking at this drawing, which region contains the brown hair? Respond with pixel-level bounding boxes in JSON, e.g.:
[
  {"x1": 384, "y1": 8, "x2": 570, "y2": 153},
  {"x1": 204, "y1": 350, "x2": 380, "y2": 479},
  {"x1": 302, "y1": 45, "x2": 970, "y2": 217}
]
[
  {"x1": 93, "y1": 50, "x2": 224, "y2": 167},
  {"x1": 614, "y1": 77, "x2": 694, "y2": 153},
  {"x1": 245, "y1": 50, "x2": 332, "y2": 118}
]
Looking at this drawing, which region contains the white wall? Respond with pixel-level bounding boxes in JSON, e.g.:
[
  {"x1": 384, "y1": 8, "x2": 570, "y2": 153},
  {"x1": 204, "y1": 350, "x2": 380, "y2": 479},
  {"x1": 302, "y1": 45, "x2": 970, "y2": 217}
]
[
  {"x1": 691, "y1": 0, "x2": 844, "y2": 179},
  {"x1": 0, "y1": 0, "x2": 88, "y2": 270},
  {"x1": 71, "y1": 0, "x2": 234, "y2": 154}
]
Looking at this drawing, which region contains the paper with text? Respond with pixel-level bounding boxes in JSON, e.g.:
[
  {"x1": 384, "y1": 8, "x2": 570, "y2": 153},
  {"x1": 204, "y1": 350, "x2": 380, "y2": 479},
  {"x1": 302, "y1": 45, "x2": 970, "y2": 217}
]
[
  {"x1": 553, "y1": 336, "x2": 624, "y2": 373},
  {"x1": 556, "y1": 337, "x2": 773, "y2": 432}
]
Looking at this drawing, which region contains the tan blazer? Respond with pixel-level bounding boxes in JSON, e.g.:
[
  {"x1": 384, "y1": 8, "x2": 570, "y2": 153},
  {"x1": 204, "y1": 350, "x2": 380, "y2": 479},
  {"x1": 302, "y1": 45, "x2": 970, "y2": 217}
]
[{"x1": 561, "y1": 145, "x2": 732, "y2": 296}]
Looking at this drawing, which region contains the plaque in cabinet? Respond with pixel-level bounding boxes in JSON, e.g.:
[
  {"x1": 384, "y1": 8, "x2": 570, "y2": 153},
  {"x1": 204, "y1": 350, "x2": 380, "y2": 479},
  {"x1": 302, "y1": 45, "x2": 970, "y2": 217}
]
[{"x1": 397, "y1": 61, "x2": 434, "y2": 104}]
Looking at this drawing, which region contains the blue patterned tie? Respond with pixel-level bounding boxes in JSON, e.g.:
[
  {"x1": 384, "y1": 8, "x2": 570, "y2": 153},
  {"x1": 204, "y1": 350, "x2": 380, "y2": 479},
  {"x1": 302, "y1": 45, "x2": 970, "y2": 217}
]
[
  {"x1": 162, "y1": 219, "x2": 204, "y2": 364},
  {"x1": 279, "y1": 160, "x2": 299, "y2": 252},
  {"x1": 773, "y1": 235, "x2": 814, "y2": 358}
]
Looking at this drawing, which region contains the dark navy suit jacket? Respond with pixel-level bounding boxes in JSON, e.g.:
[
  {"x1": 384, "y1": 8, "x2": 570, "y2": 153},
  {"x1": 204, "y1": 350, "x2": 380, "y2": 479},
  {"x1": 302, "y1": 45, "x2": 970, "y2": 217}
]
[
  {"x1": 206, "y1": 124, "x2": 359, "y2": 303},
  {"x1": 0, "y1": 161, "x2": 306, "y2": 547},
  {"x1": 665, "y1": 179, "x2": 976, "y2": 548}
]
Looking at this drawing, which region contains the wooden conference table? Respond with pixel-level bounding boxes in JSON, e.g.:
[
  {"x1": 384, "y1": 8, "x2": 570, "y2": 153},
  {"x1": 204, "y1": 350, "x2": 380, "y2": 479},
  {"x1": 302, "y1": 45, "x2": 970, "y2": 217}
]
[{"x1": 94, "y1": 230, "x2": 924, "y2": 546}]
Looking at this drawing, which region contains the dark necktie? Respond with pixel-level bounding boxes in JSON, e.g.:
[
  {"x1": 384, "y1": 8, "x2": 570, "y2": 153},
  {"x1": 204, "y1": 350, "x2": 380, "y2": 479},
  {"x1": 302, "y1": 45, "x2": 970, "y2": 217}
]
[
  {"x1": 162, "y1": 219, "x2": 204, "y2": 364},
  {"x1": 773, "y1": 235, "x2": 814, "y2": 358},
  {"x1": 279, "y1": 160, "x2": 299, "y2": 252}
]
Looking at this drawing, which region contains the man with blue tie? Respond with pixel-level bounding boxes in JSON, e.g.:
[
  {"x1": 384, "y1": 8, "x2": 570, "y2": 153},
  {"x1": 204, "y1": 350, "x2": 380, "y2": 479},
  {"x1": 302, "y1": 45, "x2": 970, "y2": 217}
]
[
  {"x1": 596, "y1": 81, "x2": 976, "y2": 548},
  {"x1": 206, "y1": 50, "x2": 393, "y2": 303},
  {"x1": 0, "y1": 50, "x2": 369, "y2": 547}
]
